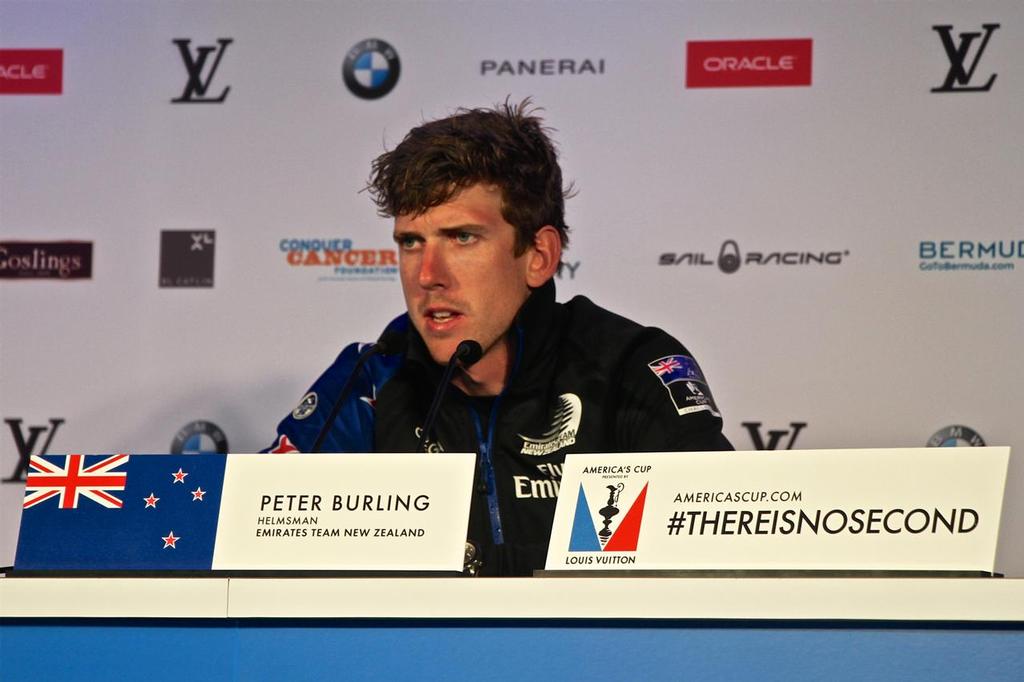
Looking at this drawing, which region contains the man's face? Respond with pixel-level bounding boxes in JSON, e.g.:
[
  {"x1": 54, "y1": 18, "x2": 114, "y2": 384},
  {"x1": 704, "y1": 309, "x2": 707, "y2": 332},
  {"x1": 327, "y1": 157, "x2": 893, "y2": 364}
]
[{"x1": 394, "y1": 184, "x2": 533, "y2": 382}]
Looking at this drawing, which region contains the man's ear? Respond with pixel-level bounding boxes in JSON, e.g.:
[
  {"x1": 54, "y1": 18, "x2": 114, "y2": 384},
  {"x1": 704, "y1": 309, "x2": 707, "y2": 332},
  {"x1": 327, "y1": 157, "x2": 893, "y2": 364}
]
[{"x1": 525, "y1": 225, "x2": 563, "y2": 288}]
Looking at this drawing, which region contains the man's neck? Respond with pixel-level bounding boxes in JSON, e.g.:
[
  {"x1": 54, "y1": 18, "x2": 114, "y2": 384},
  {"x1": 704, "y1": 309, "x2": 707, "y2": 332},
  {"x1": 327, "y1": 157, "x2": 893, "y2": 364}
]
[{"x1": 452, "y1": 336, "x2": 512, "y2": 397}]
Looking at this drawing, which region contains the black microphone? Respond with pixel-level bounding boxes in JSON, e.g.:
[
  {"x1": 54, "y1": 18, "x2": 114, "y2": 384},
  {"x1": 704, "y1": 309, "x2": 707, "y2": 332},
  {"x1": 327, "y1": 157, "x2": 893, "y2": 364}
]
[
  {"x1": 310, "y1": 329, "x2": 404, "y2": 453},
  {"x1": 417, "y1": 340, "x2": 483, "y2": 452}
]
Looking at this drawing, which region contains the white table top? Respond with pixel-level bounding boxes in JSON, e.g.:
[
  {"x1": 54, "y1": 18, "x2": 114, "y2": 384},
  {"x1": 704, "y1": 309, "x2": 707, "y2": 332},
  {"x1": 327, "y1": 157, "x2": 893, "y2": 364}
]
[{"x1": 3, "y1": 575, "x2": 1023, "y2": 621}]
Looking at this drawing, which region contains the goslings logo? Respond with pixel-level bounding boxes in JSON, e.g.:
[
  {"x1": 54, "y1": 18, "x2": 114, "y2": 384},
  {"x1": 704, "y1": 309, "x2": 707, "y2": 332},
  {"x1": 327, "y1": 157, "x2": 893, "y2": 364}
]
[
  {"x1": 519, "y1": 393, "x2": 581, "y2": 456},
  {"x1": 342, "y1": 38, "x2": 400, "y2": 100},
  {"x1": 171, "y1": 38, "x2": 232, "y2": 103},
  {"x1": 0, "y1": 241, "x2": 92, "y2": 279},
  {"x1": 660, "y1": 240, "x2": 849, "y2": 274},
  {"x1": 481, "y1": 58, "x2": 605, "y2": 77},
  {"x1": 568, "y1": 479, "x2": 649, "y2": 555},
  {"x1": 171, "y1": 420, "x2": 228, "y2": 455},
  {"x1": 918, "y1": 240, "x2": 1020, "y2": 272},
  {"x1": 927, "y1": 425, "x2": 986, "y2": 448},
  {"x1": 280, "y1": 237, "x2": 398, "y2": 282},
  {"x1": 686, "y1": 39, "x2": 812, "y2": 88},
  {"x1": 931, "y1": 24, "x2": 999, "y2": 93},
  {"x1": 160, "y1": 231, "x2": 215, "y2": 287},
  {"x1": 0, "y1": 49, "x2": 63, "y2": 94}
]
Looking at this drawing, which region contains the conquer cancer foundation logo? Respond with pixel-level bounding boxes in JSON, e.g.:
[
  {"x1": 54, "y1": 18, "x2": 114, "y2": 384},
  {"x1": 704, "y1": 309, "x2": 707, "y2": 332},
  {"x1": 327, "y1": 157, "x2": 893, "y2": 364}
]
[{"x1": 568, "y1": 481, "x2": 649, "y2": 552}]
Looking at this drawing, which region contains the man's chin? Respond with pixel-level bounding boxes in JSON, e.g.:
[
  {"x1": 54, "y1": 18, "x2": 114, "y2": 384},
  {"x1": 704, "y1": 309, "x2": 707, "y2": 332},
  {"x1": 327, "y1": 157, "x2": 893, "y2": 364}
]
[{"x1": 422, "y1": 338, "x2": 459, "y2": 365}]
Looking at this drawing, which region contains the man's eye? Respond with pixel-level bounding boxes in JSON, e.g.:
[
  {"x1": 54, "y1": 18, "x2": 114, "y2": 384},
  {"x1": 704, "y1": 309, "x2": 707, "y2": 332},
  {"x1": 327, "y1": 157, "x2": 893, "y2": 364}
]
[
  {"x1": 397, "y1": 236, "x2": 420, "y2": 249},
  {"x1": 455, "y1": 232, "x2": 476, "y2": 244}
]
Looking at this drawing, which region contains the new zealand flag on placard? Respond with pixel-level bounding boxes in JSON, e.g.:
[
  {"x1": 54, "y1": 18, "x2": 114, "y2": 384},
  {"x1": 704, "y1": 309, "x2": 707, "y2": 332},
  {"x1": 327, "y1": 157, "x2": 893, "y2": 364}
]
[{"x1": 15, "y1": 453, "x2": 227, "y2": 571}]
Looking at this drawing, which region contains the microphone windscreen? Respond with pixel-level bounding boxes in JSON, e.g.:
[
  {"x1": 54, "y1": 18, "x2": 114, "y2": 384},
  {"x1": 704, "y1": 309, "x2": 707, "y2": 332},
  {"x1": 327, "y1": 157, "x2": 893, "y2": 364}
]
[{"x1": 456, "y1": 340, "x2": 483, "y2": 367}]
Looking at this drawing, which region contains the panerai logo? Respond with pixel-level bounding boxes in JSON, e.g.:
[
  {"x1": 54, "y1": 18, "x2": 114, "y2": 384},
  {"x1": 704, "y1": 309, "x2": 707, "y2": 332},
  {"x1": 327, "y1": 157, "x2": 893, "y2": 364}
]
[{"x1": 480, "y1": 58, "x2": 605, "y2": 76}]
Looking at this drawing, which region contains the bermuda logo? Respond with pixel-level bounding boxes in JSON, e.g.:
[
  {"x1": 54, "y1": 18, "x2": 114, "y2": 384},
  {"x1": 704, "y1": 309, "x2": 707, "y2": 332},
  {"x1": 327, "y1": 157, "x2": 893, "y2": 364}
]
[
  {"x1": 569, "y1": 481, "x2": 648, "y2": 552},
  {"x1": 519, "y1": 393, "x2": 581, "y2": 456}
]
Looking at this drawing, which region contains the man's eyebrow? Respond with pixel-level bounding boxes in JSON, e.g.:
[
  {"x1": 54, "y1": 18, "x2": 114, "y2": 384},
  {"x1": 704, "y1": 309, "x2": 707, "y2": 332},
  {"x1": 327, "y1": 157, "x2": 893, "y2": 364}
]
[
  {"x1": 394, "y1": 223, "x2": 487, "y2": 239},
  {"x1": 438, "y1": 223, "x2": 486, "y2": 234}
]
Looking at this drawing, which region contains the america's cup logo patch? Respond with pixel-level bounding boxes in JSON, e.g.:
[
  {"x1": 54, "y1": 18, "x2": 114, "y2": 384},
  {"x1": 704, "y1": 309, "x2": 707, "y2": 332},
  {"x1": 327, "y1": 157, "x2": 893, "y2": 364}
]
[{"x1": 647, "y1": 355, "x2": 720, "y2": 417}]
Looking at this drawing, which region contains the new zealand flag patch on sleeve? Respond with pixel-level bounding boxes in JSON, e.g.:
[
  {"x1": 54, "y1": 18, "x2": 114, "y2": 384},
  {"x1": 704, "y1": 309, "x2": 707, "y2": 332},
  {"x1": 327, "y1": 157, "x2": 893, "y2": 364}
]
[{"x1": 647, "y1": 355, "x2": 720, "y2": 417}]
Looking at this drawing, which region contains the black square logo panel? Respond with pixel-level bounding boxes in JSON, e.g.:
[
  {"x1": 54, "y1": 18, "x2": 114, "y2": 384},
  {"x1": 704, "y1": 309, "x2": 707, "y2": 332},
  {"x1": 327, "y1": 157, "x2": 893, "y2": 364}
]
[{"x1": 159, "y1": 230, "x2": 215, "y2": 288}]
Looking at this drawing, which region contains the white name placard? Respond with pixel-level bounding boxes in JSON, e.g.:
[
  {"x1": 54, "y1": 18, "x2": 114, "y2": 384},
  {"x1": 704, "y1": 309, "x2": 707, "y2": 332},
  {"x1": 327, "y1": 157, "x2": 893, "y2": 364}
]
[
  {"x1": 213, "y1": 453, "x2": 475, "y2": 572},
  {"x1": 545, "y1": 448, "x2": 1010, "y2": 573}
]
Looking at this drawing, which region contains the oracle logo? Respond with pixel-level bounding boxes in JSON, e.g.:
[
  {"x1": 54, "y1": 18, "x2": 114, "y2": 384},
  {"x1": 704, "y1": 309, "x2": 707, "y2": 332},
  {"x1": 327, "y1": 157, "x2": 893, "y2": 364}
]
[
  {"x1": 687, "y1": 39, "x2": 811, "y2": 88},
  {"x1": 1, "y1": 63, "x2": 49, "y2": 78},
  {"x1": 0, "y1": 49, "x2": 63, "y2": 94},
  {"x1": 702, "y1": 55, "x2": 795, "y2": 72}
]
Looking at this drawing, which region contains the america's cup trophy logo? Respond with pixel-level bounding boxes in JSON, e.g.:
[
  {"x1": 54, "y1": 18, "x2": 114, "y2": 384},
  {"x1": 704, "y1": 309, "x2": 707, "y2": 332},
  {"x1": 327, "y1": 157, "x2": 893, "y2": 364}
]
[
  {"x1": 568, "y1": 479, "x2": 648, "y2": 553},
  {"x1": 598, "y1": 483, "x2": 624, "y2": 547}
]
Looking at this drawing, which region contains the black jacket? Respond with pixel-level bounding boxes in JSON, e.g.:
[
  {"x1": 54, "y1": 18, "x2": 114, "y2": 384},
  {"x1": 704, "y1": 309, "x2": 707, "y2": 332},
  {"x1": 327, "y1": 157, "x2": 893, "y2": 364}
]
[{"x1": 267, "y1": 280, "x2": 732, "y2": 575}]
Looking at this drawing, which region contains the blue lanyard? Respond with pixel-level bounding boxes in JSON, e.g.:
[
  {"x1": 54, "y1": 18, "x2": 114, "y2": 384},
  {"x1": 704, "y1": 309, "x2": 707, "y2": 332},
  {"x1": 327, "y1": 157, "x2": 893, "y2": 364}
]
[{"x1": 467, "y1": 325, "x2": 524, "y2": 546}]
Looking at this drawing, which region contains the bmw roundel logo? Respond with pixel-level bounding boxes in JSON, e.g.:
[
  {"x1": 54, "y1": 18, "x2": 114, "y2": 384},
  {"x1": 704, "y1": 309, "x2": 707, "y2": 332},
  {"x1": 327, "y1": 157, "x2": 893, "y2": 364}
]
[
  {"x1": 171, "y1": 420, "x2": 229, "y2": 455},
  {"x1": 342, "y1": 38, "x2": 400, "y2": 100},
  {"x1": 927, "y1": 425, "x2": 986, "y2": 447}
]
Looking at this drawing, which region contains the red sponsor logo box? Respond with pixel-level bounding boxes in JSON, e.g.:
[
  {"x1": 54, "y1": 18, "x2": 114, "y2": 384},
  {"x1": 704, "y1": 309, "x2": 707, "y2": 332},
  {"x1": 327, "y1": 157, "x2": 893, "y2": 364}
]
[
  {"x1": 0, "y1": 49, "x2": 63, "y2": 94},
  {"x1": 686, "y1": 39, "x2": 812, "y2": 88}
]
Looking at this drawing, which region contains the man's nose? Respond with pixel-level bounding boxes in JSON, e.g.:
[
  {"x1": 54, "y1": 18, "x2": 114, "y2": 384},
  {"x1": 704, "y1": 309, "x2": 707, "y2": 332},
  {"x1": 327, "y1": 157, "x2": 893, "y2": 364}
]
[{"x1": 417, "y1": 242, "x2": 450, "y2": 289}]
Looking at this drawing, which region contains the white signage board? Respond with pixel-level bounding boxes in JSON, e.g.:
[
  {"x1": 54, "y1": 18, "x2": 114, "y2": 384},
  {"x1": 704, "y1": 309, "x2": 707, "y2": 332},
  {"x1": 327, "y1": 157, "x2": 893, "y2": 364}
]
[
  {"x1": 545, "y1": 448, "x2": 1010, "y2": 573},
  {"x1": 213, "y1": 453, "x2": 475, "y2": 572}
]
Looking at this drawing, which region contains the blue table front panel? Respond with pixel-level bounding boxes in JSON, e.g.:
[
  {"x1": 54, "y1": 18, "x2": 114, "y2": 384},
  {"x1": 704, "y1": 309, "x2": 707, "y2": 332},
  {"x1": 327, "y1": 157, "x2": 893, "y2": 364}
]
[{"x1": 2, "y1": 619, "x2": 1022, "y2": 681}]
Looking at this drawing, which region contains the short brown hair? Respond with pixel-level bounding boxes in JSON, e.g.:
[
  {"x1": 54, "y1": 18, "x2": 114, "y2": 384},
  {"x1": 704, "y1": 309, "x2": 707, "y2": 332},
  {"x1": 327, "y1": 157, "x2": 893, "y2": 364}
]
[{"x1": 367, "y1": 99, "x2": 570, "y2": 253}]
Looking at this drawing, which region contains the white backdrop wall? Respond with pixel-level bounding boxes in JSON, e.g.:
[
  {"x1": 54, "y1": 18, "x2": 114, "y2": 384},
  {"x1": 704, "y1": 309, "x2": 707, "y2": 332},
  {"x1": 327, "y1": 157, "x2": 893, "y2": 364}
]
[{"x1": 2, "y1": 1, "x2": 1022, "y2": 571}]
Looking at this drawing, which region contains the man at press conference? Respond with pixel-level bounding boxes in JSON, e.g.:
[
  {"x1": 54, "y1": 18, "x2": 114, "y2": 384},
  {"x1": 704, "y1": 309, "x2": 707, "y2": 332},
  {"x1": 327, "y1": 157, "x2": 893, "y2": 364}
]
[{"x1": 265, "y1": 100, "x2": 733, "y2": 576}]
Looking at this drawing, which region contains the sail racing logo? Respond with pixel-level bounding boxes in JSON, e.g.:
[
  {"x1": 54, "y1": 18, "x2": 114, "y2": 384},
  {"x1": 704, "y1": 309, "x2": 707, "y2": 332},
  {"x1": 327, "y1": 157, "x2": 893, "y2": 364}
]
[{"x1": 568, "y1": 480, "x2": 649, "y2": 554}]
